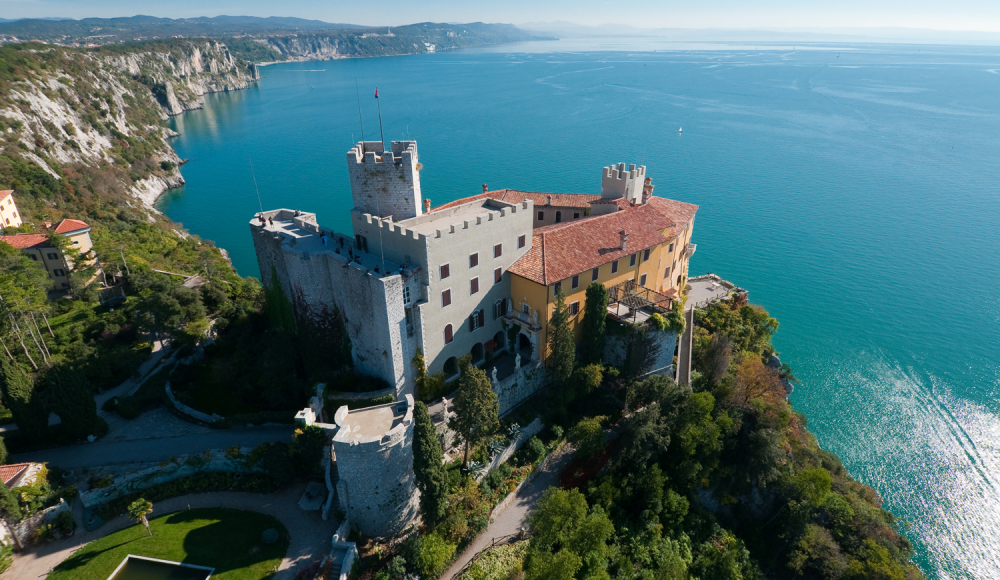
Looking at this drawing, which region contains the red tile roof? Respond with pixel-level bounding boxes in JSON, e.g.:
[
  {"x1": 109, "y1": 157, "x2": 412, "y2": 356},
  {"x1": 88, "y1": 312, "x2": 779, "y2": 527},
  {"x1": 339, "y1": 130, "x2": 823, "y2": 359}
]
[
  {"x1": 0, "y1": 463, "x2": 31, "y2": 489},
  {"x1": 430, "y1": 189, "x2": 600, "y2": 213},
  {"x1": 53, "y1": 218, "x2": 90, "y2": 234},
  {"x1": 508, "y1": 196, "x2": 699, "y2": 285},
  {"x1": 0, "y1": 233, "x2": 51, "y2": 249},
  {"x1": 0, "y1": 190, "x2": 12, "y2": 203}
]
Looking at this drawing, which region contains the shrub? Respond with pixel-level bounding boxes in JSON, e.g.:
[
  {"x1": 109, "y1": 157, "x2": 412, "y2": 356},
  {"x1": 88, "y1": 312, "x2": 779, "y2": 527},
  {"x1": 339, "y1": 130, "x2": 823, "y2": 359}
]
[
  {"x1": 416, "y1": 532, "x2": 456, "y2": 577},
  {"x1": 101, "y1": 397, "x2": 118, "y2": 412},
  {"x1": 0, "y1": 543, "x2": 11, "y2": 573},
  {"x1": 116, "y1": 396, "x2": 140, "y2": 419},
  {"x1": 261, "y1": 528, "x2": 280, "y2": 544},
  {"x1": 56, "y1": 510, "x2": 75, "y2": 533},
  {"x1": 568, "y1": 416, "x2": 606, "y2": 459},
  {"x1": 521, "y1": 437, "x2": 546, "y2": 464},
  {"x1": 484, "y1": 463, "x2": 514, "y2": 493}
]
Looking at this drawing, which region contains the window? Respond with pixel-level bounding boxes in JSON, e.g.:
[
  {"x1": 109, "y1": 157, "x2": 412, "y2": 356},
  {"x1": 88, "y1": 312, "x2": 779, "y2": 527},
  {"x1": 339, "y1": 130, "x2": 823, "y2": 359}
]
[
  {"x1": 72, "y1": 240, "x2": 79, "y2": 245},
  {"x1": 591, "y1": 267, "x2": 600, "y2": 282},
  {"x1": 664, "y1": 266, "x2": 671, "y2": 279},
  {"x1": 53, "y1": 269, "x2": 65, "y2": 277},
  {"x1": 630, "y1": 254, "x2": 637, "y2": 267},
  {"x1": 668, "y1": 242, "x2": 675, "y2": 252},
  {"x1": 440, "y1": 263, "x2": 450, "y2": 279},
  {"x1": 554, "y1": 281, "x2": 562, "y2": 295},
  {"x1": 403, "y1": 286, "x2": 411, "y2": 305},
  {"x1": 47, "y1": 252, "x2": 58, "y2": 260},
  {"x1": 442, "y1": 289, "x2": 452, "y2": 307},
  {"x1": 640, "y1": 273, "x2": 647, "y2": 287},
  {"x1": 355, "y1": 234, "x2": 368, "y2": 252},
  {"x1": 522, "y1": 303, "x2": 530, "y2": 315},
  {"x1": 469, "y1": 252, "x2": 479, "y2": 268},
  {"x1": 571, "y1": 275, "x2": 579, "y2": 289},
  {"x1": 494, "y1": 244, "x2": 503, "y2": 258},
  {"x1": 469, "y1": 309, "x2": 485, "y2": 331},
  {"x1": 444, "y1": 324, "x2": 454, "y2": 344},
  {"x1": 470, "y1": 277, "x2": 479, "y2": 295},
  {"x1": 611, "y1": 259, "x2": 619, "y2": 274},
  {"x1": 574, "y1": 212, "x2": 580, "y2": 219},
  {"x1": 28, "y1": 254, "x2": 37, "y2": 261},
  {"x1": 643, "y1": 248, "x2": 651, "y2": 262},
  {"x1": 537, "y1": 211, "x2": 545, "y2": 221},
  {"x1": 518, "y1": 234, "x2": 526, "y2": 249},
  {"x1": 494, "y1": 267, "x2": 502, "y2": 284},
  {"x1": 61, "y1": 282, "x2": 69, "y2": 289},
  {"x1": 570, "y1": 301, "x2": 580, "y2": 316},
  {"x1": 555, "y1": 211, "x2": 562, "y2": 223},
  {"x1": 493, "y1": 299, "x2": 508, "y2": 320}
]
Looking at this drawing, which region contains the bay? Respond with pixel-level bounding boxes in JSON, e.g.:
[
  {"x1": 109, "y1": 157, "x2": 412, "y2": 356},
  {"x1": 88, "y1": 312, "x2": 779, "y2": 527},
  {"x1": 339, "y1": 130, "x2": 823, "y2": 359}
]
[{"x1": 160, "y1": 39, "x2": 1000, "y2": 579}]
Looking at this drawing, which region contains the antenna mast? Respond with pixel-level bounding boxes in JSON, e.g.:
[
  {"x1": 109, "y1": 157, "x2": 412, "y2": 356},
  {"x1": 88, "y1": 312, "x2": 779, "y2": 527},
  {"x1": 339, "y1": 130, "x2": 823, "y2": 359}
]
[
  {"x1": 375, "y1": 87, "x2": 385, "y2": 150},
  {"x1": 249, "y1": 157, "x2": 263, "y2": 215},
  {"x1": 355, "y1": 77, "x2": 365, "y2": 153}
]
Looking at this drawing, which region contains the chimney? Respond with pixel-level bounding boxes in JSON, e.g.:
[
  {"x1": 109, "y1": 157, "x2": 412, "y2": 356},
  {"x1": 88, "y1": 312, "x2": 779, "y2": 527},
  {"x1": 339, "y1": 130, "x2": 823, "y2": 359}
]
[
  {"x1": 423, "y1": 199, "x2": 431, "y2": 213},
  {"x1": 482, "y1": 184, "x2": 488, "y2": 193},
  {"x1": 619, "y1": 230, "x2": 628, "y2": 251},
  {"x1": 546, "y1": 196, "x2": 552, "y2": 206}
]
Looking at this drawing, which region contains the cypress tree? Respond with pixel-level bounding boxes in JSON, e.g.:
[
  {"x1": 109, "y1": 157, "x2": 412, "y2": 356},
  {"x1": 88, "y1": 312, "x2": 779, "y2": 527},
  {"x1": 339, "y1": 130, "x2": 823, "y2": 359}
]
[
  {"x1": 546, "y1": 289, "x2": 575, "y2": 388},
  {"x1": 0, "y1": 436, "x2": 6, "y2": 465},
  {"x1": 450, "y1": 365, "x2": 500, "y2": 468},
  {"x1": 46, "y1": 365, "x2": 97, "y2": 439},
  {"x1": 0, "y1": 357, "x2": 48, "y2": 442},
  {"x1": 412, "y1": 401, "x2": 448, "y2": 525},
  {"x1": 580, "y1": 282, "x2": 609, "y2": 364}
]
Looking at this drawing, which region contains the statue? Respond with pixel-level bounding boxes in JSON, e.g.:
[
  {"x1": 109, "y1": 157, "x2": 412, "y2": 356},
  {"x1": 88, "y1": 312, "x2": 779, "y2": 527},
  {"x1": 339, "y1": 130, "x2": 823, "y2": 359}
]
[
  {"x1": 515, "y1": 353, "x2": 521, "y2": 369},
  {"x1": 506, "y1": 298, "x2": 513, "y2": 315},
  {"x1": 492, "y1": 367, "x2": 498, "y2": 383}
]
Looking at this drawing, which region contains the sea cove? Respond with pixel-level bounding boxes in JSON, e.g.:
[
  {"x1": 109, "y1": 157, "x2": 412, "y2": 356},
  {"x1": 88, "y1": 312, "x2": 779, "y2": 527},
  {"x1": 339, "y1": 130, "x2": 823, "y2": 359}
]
[{"x1": 160, "y1": 41, "x2": 1000, "y2": 579}]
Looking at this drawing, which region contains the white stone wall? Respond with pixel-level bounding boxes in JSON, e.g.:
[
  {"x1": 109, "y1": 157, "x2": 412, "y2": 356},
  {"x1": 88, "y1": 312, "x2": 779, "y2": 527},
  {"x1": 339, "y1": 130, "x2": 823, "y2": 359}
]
[
  {"x1": 492, "y1": 360, "x2": 549, "y2": 416},
  {"x1": 347, "y1": 141, "x2": 422, "y2": 221}
]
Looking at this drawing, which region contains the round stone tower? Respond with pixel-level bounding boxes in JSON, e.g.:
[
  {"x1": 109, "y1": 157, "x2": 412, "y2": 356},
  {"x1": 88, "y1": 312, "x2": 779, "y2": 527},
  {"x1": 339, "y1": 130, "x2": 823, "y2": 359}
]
[{"x1": 332, "y1": 394, "x2": 420, "y2": 538}]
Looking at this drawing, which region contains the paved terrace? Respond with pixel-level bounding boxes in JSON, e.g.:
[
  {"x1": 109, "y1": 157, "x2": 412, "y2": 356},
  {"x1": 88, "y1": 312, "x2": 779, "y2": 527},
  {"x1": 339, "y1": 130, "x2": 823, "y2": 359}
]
[
  {"x1": 398, "y1": 197, "x2": 519, "y2": 236},
  {"x1": 337, "y1": 403, "x2": 406, "y2": 441},
  {"x1": 253, "y1": 210, "x2": 404, "y2": 277},
  {"x1": 686, "y1": 275, "x2": 735, "y2": 310}
]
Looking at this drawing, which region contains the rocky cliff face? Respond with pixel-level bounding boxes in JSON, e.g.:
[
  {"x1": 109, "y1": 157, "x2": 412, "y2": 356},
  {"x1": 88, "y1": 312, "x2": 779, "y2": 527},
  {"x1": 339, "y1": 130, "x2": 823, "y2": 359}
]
[{"x1": 0, "y1": 41, "x2": 258, "y2": 216}]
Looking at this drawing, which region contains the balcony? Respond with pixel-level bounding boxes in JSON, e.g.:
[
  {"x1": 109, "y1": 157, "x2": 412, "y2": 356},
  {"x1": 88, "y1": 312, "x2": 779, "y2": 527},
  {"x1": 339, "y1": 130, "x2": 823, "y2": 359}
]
[
  {"x1": 504, "y1": 309, "x2": 541, "y2": 333},
  {"x1": 684, "y1": 243, "x2": 696, "y2": 258}
]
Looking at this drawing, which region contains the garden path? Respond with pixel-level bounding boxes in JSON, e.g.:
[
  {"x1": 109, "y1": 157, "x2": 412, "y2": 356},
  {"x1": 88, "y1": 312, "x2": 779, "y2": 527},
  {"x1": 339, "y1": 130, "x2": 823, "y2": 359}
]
[
  {"x1": 8, "y1": 482, "x2": 337, "y2": 580},
  {"x1": 440, "y1": 443, "x2": 576, "y2": 580}
]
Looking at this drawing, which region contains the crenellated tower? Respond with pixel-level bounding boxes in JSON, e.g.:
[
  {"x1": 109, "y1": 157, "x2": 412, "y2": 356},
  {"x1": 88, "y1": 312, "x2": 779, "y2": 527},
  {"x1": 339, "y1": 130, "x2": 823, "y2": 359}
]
[
  {"x1": 347, "y1": 141, "x2": 422, "y2": 221},
  {"x1": 601, "y1": 163, "x2": 647, "y2": 204}
]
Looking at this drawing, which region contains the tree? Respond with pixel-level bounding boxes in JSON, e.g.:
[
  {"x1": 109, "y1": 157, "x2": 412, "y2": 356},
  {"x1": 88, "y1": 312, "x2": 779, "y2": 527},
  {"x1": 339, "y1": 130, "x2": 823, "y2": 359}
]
[
  {"x1": 620, "y1": 323, "x2": 663, "y2": 386},
  {"x1": 45, "y1": 365, "x2": 97, "y2": 439},
  {"x1": 546, "y1": 289, "x2": 575, "y2": 388},
  {"x1": 731, "y1": 355, "x2": 785, "y2": 408},
  {"x1": 0, "y1": 436, "x2": 6, "y2": 465},
  {"x1": 568, "y1": 416, "x2": 606, "y2": 459},
  {"x1": 526, "y1": 488, "x2": 614, "y2": 580},
  {"x1": 0, "y1": 356, "x2": 48, "y2": 442},
  {"x1": 127, "y1": 498, "x2": 154, "y2": 536},
  {"x1": 449, "y1": 365, "x2": 499, "y2": 468},
  {"x1": 580, "y1": 282, "x2": 608, "y2": 364},
  {"x1": 412, "y1": 401, "x2": 448, "y2": 525}
]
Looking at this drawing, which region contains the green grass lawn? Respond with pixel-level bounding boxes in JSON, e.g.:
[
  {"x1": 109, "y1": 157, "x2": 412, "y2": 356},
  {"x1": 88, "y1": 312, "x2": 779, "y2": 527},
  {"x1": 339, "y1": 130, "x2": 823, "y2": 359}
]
[{"x1": 48, "y1": 508, "x2": 289, "y2": 580}]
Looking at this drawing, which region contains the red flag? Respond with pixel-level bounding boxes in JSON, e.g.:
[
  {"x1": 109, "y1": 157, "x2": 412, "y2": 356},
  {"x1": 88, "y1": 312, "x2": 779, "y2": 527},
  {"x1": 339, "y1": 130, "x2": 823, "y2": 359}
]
[{"x1": 375, "y1": 88, "x2": 379, "y2": 99}]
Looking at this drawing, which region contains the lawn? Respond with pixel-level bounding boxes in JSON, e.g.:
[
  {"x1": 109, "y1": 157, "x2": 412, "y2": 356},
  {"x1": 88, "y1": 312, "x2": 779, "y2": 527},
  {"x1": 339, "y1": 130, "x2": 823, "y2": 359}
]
[{"x1": 48, "y1": 508, "x2": 289, "y2": 580}]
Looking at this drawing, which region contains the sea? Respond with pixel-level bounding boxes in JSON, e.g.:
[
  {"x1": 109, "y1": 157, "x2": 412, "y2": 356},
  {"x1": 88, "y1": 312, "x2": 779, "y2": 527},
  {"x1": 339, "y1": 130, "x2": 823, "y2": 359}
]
[{"x1": 159, "y1": 37, "x2": 1000, "y2": 579}]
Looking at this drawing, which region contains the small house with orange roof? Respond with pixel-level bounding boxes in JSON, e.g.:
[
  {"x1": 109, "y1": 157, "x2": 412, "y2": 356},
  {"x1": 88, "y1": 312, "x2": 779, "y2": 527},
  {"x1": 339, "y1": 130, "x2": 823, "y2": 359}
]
[
  {"x1": 0, "y1": 218, "x2": 98, "y2": 291},
  {"x1": 0, "y1": 190, "x2": 21, "y2": 230}
]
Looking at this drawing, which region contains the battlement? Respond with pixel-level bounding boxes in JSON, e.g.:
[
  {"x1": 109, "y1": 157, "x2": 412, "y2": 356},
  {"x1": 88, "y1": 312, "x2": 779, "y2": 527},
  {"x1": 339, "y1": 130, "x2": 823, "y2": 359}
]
[
  {"x1": 347, "y1": 140, "x2": 422, "y2": 221},
  {"x1": 602, "y1": 162, "x2": 647, "y2": 203},
  {"x1": 396, "y1": 198, "x2": 532, "y2": 242}
]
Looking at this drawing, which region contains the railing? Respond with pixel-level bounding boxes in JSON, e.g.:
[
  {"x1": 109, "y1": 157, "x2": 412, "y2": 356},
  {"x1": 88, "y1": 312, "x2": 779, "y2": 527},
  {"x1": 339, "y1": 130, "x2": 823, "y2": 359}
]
[
  {"x1": 505, "y1": 310, "x2": 540, "y2": 331},
  {"x1": 684, "y1": 243, "x2": 697, "y2": 258},
  {"x1": 450, "y1": 532, "x2": 527, "y2": 579}
]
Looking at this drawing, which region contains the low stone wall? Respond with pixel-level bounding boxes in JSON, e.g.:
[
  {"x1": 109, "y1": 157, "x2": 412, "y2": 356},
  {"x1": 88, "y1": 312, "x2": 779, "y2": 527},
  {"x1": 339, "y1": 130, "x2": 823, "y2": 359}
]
[
  {"x1": 1, "y1": 499, "x2": 71, "y2": 548},
  {"x1": 165, "y1": 381, "x2": 222, "y2": 424},
  {"x1": 325, "y1": 386, "x2": 396, "y2": 401},
  {"x1": 78, "y1": 448, "x2": 255, "y2": 508},
  {"x1": 476, "y1": 418, "x2": 544, "y2": 482},
  {"x1": 492, "y1": 360, "x2": 548, "y2": 416}
]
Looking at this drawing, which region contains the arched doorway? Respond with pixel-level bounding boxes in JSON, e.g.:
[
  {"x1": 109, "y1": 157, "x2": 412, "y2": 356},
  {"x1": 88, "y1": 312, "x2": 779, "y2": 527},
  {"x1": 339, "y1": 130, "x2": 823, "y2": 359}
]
[
  {"x1": 470, "y1": 343, "x2": 485, "y2": 364},
  {"x1": 443, "y1": 356, "x2": 459, "y2": 378},
  {"x1": 492, "y1": 331, "x2": 505, "y2": 351},
  {"x1": 518, "y1": 333, "x2": 532, "y2": 358}
]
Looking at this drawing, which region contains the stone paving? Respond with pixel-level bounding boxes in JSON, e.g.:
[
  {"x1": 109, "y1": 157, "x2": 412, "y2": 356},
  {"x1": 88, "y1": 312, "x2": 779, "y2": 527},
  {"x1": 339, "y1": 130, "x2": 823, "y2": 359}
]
[
  {"x1": 687, "y1": 276, "x2": 733, "y2": 310},
  {"x1": 7, "y1": 483, "x2": 338, "y2": 580}
]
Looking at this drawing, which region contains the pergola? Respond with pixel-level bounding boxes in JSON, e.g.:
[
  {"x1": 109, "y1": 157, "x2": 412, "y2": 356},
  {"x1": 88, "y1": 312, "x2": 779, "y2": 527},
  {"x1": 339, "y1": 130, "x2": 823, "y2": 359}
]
[{"x1": 606, "y1": 279, "x2": 674, "y2": 324}]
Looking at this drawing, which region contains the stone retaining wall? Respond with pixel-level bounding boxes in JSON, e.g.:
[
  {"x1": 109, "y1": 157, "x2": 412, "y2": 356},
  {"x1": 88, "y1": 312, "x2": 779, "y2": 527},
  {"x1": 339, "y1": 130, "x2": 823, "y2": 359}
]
[
  {"x1": 476, "y1": 418, "x2": 544, "y2": 482},
  {"x1": 165, "y1": 381, "x2": 222, "y2": 424}
]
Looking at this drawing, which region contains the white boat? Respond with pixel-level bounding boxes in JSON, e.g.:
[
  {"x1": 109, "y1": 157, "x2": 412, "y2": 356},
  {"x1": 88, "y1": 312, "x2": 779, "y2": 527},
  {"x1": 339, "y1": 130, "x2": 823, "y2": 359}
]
[{"x1": 679, "y1": 127, "x2": 683, "y2": 133}]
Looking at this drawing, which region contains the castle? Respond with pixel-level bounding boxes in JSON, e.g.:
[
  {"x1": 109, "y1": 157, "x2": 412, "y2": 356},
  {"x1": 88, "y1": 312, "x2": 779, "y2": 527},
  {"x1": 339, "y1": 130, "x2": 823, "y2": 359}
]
[{"x1": 260, "y1": 139, "x2": 698, "y2": 537}]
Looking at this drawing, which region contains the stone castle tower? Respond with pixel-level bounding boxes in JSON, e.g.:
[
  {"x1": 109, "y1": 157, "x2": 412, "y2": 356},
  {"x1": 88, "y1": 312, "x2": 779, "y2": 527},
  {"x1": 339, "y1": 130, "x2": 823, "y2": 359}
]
[
  {"x1": 347, "y1": 140, "x2": 422, "y2": 221},
  {"x1": 601, "y1": 163, "x2": 647, "y2": 204}
]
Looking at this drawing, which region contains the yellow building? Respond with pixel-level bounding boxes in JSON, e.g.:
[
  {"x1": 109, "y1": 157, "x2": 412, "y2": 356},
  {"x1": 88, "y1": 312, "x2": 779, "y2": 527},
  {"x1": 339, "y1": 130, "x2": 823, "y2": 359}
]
[
  {"x1": 0, "y1": 190, "x2": 22, "y2": 230},
  {"x1": 0, "y1": 218, "x2": 97, "y2": 291},
  {"x1": 506, "y1": 196, "x2": 697, "y2": 360}
]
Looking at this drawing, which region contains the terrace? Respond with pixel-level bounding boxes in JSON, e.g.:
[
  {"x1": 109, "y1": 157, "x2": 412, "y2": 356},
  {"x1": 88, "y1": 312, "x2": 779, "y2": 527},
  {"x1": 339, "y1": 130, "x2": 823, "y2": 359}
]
[{"x1": 606, "y1": 279, "x2": 674, "y2": 324}]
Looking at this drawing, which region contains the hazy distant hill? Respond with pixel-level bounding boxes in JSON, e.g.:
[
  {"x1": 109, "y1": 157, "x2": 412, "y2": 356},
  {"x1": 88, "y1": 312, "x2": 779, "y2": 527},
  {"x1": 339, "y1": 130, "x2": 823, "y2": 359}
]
[{"x1": 0, "y1": 15, "x2": 370, "y2": 43}]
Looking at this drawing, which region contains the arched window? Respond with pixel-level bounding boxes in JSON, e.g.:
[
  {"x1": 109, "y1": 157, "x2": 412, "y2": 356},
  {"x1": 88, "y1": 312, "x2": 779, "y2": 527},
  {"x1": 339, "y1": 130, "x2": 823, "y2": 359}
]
[
  {"x1": 555, "y1": 211, "x2": 562, "y2": 223},
  {"x1": 444, "y1": 324, "x2": 454, "y2": 344}
]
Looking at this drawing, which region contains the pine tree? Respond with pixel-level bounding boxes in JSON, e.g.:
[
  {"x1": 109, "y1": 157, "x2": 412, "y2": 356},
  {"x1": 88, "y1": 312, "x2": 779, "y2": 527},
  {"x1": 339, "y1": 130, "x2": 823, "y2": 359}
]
[
  {"x1": 449, "y1": 365, "x2": 499, "y2": 468},
  {"x1": 412, "y1": 401, "x2": 448, "y2": 525},
  {"x1": 0, "y1": 357, "x2": 48, "y2": 442},
  {"x1": 46, "y1": 365, "x2": 97, "y2": 439},
  {"x1": 546, "y1": 289, "x2": 575, "y2": 388},
  {"x1": 580, "y1": 282, "x2": 609, "y2": 364}
]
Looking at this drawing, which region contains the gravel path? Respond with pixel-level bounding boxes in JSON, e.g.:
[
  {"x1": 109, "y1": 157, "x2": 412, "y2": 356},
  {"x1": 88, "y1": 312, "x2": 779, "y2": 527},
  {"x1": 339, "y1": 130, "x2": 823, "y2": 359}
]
[
  {"x1": 7, "y1": 482, "x2": 337, "y2": 580},
  {"x1": 440, "y1": 444, "x2": 575, "y2": 580}
]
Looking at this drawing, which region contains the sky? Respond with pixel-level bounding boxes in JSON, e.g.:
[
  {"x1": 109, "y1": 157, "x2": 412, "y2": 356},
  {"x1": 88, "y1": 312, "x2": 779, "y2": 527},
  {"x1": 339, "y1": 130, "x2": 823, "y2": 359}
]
[{"x1": 1, "y1": 0, "x2": 999, "y2": 33}]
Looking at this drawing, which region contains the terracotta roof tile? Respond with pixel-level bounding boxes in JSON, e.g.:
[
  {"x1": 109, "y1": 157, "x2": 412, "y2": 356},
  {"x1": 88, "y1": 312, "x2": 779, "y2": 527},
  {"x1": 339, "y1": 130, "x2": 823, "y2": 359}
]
[
  {"x1": 0, "y1": 190, "x2": 12, "y2": 203},
  {"x1": 0, "y1": 463, "x2": 31, "y2": 489},
  {"x1": 0, "y1": 233, "x2": 51, "y2": 249},
  {"x1": 430, "y1": 189, "x2": 600, "y2": 213},
  {"x1": 53, "y1": 218, "x2": 90, "y2": 234},
  {"x1": 509, "y1": 196, "x2": 698, "y2": 285}
]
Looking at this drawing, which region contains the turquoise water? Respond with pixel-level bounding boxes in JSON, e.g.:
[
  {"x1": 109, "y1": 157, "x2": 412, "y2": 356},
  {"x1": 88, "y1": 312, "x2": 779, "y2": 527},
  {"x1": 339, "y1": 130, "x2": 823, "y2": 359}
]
[{"x1": 161, "y1": 40, "x2": 1000, "y2": 579}]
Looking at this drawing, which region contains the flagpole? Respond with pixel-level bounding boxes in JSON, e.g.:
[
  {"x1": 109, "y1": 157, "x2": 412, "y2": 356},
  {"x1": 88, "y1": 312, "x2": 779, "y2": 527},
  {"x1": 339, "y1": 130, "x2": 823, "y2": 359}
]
[
  {"x1": 375, "y1": 87, "x2": 385, "y2": 151},
  {"x1": 249, "y1": 157, "x2": 263, "y2": 215},
  {"x1": 355, "y1": 77, "x2": 365, "y2": 153}
]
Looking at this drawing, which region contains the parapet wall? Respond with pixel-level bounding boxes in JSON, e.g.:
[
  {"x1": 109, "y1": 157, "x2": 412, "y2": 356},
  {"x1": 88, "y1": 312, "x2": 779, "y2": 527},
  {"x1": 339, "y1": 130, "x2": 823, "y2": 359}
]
[
  {"x1": 602, "y1": 163, "x2": 646, "y2": 202},
  {"x1": 347, "y1": 140, "x2": 422, "y2": 221}
]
